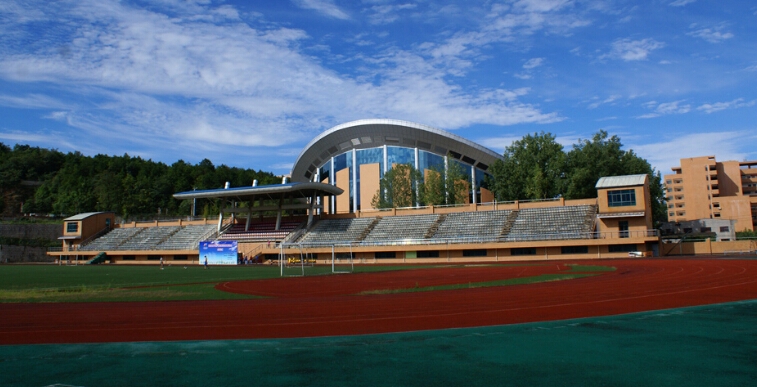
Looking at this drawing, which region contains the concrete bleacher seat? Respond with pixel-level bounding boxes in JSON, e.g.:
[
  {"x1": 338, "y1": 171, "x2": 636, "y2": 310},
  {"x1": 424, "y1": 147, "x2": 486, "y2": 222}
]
[
  {"x1": 82, "y1": 224, "x2": 218, "y2": 252},
  {"x1": 119, "y1": 226, "x2": 181, "y2": 250},
  {"x1": 291, "y1": 206, "x2": 596, "y2": 246},
  {"x1": 363, "y1": 214, "x2": 440, "y2": 242},
  {"x1": 503, "y1": 205, "x2": 596, "y2": 241},
  {"x1": 156, "y1": 224, "x2": 217, "y2": 250},
  {"x1": 298, "y1": 218, "x2": 376, "y2": 245},
  {"x1": 80, "y1": 227, "x2": 145, "y2": 251},
  {"x1": 431, "y1": 210, "x2": 512, "y2": 241}
]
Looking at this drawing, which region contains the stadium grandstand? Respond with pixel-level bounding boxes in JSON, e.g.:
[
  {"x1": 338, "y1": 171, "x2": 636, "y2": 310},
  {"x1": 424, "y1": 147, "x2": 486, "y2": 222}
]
[{"x1": 48, "y1": 119, "x2": 661, "y2": 265}]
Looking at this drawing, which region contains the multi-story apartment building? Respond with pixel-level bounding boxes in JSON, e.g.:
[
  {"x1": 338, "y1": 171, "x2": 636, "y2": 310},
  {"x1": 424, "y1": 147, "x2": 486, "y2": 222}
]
[{"x1": 665, "y1": 156, "x2": 757, "y2": 232}]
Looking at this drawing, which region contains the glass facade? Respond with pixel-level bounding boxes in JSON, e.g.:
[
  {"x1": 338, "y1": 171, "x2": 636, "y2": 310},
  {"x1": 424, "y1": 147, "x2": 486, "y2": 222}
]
[{"x1": 315, "y1": 145, "x2": 493, "y2": 212}]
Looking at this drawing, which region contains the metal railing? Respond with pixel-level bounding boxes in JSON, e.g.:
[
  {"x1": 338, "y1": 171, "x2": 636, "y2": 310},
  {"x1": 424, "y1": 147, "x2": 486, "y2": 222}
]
[{"x1": 282, "y1": 229, "x2": 660, "y2": 249}]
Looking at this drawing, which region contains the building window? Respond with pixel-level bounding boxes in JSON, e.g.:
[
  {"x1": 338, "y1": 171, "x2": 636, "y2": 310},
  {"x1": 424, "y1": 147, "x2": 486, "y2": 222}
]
[
  {"x1": 173, "y1": 255, "x2": 188, "y2": 261},
  {"x1": 607, "y1": 189, "x2": 636, "y2": 207},
  {"x1": 701, "y1": 227, "x2": 711, "y2": 233},
  {"x1": 462, "y1": 249, "x2": 487, "y2": 257},
  {"x1": 417, "y1": 250, "x2": 440, "y2": 258},
  {"x1": 66, "y1": 222, "x2": 79, "y2": 233},
  {"x1": 122, "y1": 255, "x2": 135, "y2": 261},
  {"x1": 375, "y1": 252, "x2": 396, "y2": 259},
  {"x1": 719, "y1": 226, "x2": 730, "y2": 232},
  {"x1": 619, "y1": 220, "x2": 629, "y2": 238},
  {"x1": 511, "y1": 248, "x2": 537, "y2": 256},
  {"x1": 561, "y1": 246, "x2": 589, "y2": 254},
  {"x1": 609, "y1": 244, "x2": 637, "y2": 253}
]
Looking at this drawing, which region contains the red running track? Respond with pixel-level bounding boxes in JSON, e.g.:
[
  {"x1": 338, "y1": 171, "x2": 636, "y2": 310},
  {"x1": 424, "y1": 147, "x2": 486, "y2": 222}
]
[{"x1": 1, "y1": 258, "x2": 757, "y2": 345}]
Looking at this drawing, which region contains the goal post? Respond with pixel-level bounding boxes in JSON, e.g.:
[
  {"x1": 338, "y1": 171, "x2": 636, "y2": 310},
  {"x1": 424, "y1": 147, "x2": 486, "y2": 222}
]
[
  {"x1": 331, "y1": 243, "x2": 354, "y2": 274},
  {"x1": 277, "y1": 242, "x2": 354, "y2": 276}
]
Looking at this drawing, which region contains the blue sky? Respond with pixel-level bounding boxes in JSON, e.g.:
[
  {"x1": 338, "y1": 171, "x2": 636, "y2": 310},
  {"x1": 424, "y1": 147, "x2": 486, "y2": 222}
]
[{"x1": 1, "y1": 0, "x2": 755, "y2": 177}]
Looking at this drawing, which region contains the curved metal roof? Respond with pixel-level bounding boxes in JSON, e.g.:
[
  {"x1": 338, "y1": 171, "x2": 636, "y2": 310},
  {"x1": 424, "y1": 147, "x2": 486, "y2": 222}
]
[
  {"x1": 173, "y1": 182, "x2": 343, "y2": 201},
  {"x1": 290, "y1": 119, "x2": 503, "y2": 182}
]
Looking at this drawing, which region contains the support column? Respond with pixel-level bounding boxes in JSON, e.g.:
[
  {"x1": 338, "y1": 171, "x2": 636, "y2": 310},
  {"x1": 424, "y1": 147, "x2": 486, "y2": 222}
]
[
  {"x1": 331, "y1": 157, "x2": 336, "y2": 214},
  {"x1": 471, "y1": 167, "x2": 477, "y2": 205},
  {"x1": 352, "y1": 148, "x2": 358, "y2": 213},
  {"x1": 383, "y1": 145, "x2": 388, "y2": 174},
  {"x1": 308, "y1": 193, "x2": 316, "y2": 227},
  {"x1": 414, "y1": 147, "x2": 420, "y2": 207},
  {"x1": 444, "y1": 155, "x2": 449, "y2": 203},
  {"x1": 245, "y1": 200, "x2": 252, "y2": 231},
  {"x1": 275, "y1": 197, "x2": 283, "y2": 231}
]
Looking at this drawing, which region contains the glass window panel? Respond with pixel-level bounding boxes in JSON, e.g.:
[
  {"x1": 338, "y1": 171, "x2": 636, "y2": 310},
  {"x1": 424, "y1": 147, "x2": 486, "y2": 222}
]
[
  {"x1": 418, "y1": 151, "x2": 444, "y2": 173},
  {"x1": 387, "y1": 146, "x2": 415, "y2": 169}
]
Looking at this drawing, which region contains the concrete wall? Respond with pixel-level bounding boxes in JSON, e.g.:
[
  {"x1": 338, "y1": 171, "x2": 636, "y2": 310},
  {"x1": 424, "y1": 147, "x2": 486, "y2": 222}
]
[
  {"x1": 662, "y1": 239, "x2": 757, "y2": 256},
  {"x1": 0, "y1": 223, "x2": 61, "y2": 262}
]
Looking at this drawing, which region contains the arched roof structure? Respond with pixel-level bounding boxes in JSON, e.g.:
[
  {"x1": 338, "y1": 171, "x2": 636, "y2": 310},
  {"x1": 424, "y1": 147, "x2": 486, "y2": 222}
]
[{"x1": 290, "y1": 119, "x2": 503, "y2": 182}]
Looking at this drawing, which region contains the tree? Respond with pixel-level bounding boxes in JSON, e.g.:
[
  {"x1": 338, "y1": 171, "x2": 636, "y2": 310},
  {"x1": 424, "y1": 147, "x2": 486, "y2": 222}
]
[
  {"x1": 419, "y1": 158, "x2": 469, "y2": 206},
  {"x1": 372, "y1": 164, "x2": 422, "y2": 209},
  {"x1": 445, "y1": 160, "x2": 470, "y2": 205},
  {"x1": 564, "y1": 130, "x2": 666, "y2": 225},
  {"x1": 488, "y1": 132, "x2": 565, "y2": 201},
  {"x1": 420, "y1": 166, "x2": 445, "y2": 206},
  {"x1": 564, "y1": 130, "x2": 626, "y2": 199},
  {"x1": 0, "y1": 142, "x2": 280, "y2": 218}
]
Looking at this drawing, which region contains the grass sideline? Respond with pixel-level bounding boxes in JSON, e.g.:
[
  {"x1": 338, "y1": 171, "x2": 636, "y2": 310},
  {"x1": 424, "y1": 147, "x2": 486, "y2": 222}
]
[
  {"x1": 0, "y1": 263, "x2": 615, "y2": 303},
  {"x1": 0, "y1": 264, "x2": 452, "y2": 303},
  {"x1": 358, "y1": 264, "x2": 615, "y2": 295}
]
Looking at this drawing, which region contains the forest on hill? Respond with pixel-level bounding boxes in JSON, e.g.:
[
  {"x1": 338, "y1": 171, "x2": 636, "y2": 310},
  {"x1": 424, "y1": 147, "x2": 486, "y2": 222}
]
[
  {"x1": 0, "y1": 143, "x2": 279, "y2": 220},
  {"x1": 1, "y1": 129, "x2": 666, "y2": 225}
]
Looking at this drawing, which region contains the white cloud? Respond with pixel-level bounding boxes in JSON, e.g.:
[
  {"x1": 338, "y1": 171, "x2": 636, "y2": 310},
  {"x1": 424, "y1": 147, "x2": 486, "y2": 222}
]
[
  {"x1": 669, "y1": 0, "x2": 696, "y2": 6},
  {"x1": 523, "y1": 57, "x2": 544, "y2": 69},
  {"x1": 603, "y1": 38, "x2": 665, "y2": 61},
  {"x1": 697, "y1": 98, "x2": 756, "y2": 114},
  {"x1": 687, "y1": 25, "x2": 734, "y2": 43},
  {"x1": 588, "y1": 95, "x2": 621, "y2": 109},
  {"x1": 0, "y1": 0, "x2": 563, "y2": 163},
  {"x1": 366, "y1": 3, "x2": 417, "y2": 25},
  {"x1": 514, "y1": 57, "x2": 545, "y2": 79},
  {"x1": 292, "y1": 0, "x2": 350, "y2": 20},
  {"x1": 512, "y1": 0, "x2": 574, "y2": 13},
  {"x1": 0, "y1": 94, "x2": 76, "y2": 110},
  {"x1": 637, "y1": 100, "x2": 690, "y2": 118}
]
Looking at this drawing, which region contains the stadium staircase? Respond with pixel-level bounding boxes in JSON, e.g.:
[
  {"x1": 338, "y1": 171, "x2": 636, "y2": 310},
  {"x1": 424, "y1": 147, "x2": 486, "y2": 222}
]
[
  {"x1": 425, "y1": 214, "x2": 447, "y2": 238},
  {"x1": 500, "y1": 210, "x2": 519, "y2": 237},
  {"x1": 86, "y1": 252, "x2": 107, "y2": 265},
  {"x1": 357, "y1": 217, "x2": 382, "y2": 241}
]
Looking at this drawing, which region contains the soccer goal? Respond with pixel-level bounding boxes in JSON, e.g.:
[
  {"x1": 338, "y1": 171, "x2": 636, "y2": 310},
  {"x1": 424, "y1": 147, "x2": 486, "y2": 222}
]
[
  {"x1": 277, "y1": 242, "x2": 354, "y2": 276},
  {"x1": 279, "y1": 243, "x2": 318, "y2": 277},
  {"x1": 329, "y1": 243, "x2": 354, "y2": 274}
]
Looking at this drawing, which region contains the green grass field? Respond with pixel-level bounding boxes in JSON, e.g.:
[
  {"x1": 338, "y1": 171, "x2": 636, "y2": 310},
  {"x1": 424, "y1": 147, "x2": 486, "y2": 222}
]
[{"x1": 0, "y1": 263, "x2": 614, "y2": 303}]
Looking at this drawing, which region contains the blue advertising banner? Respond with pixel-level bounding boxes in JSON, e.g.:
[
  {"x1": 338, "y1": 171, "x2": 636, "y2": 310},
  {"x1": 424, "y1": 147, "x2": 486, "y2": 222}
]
[{"x1": 199, "y1": 240, "x2": 238, "y2": 265}]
